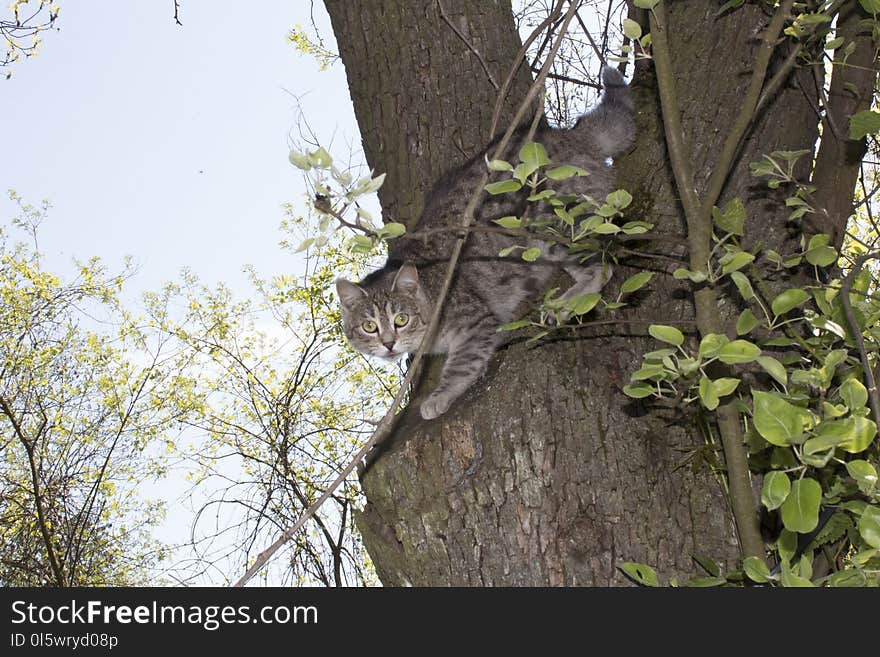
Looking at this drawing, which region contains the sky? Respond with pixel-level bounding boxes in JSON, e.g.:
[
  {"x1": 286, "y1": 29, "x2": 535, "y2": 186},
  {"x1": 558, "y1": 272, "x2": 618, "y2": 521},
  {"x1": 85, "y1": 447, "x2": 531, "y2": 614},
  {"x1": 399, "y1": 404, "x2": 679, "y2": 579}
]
[
  {"x1": 1, "y1": 0, "x2": 367, "y2": 583},
  {"x1": 2, "y1": 0, "x2": 359, "y2": 298}
]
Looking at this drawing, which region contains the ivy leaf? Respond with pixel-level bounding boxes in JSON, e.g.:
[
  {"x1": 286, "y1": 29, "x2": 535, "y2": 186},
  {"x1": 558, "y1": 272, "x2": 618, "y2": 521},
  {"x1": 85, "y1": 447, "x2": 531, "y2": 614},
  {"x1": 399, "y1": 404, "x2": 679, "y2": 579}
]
[
  {"x1": 618, "y1": 562, "x2": 659, "y2": 586},
  {"x1": 762, "y1": 471, "x2": 791, "y2": 511},
  {"x1": 780, "y1": 478, "x2": 822, "y2": 534},
  {"x1": 648, "y1": 324, "x2": 684, "y2": 346},
  {"x1": 771, "y1": 288, "x2": 810, "y2": 316}
]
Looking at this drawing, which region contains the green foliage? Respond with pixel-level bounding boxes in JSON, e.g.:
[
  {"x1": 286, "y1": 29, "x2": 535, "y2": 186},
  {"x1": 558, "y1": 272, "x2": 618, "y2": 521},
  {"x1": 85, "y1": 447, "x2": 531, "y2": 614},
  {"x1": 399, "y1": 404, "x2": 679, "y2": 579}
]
[{"x1": 0, "y1": 194, "x2": 170, "y2": 585}]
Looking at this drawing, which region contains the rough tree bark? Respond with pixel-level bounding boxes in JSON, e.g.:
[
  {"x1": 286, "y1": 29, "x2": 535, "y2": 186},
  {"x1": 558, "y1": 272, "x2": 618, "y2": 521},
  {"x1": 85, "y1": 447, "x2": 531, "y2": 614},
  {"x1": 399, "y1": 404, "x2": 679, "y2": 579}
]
[{"x1": 324, "y1": 0, "x2": 837, "y2": 585}]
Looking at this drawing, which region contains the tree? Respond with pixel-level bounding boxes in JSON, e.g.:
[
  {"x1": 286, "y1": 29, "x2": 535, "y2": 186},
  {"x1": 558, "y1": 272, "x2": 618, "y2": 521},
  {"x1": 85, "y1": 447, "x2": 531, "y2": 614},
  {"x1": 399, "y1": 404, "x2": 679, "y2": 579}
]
[
  {"x1": 313, "y1": 0, "x2": 880, "y2": 585},
  {"x1": 0, "y1": 194, "x2": 177, "y2": 585}
]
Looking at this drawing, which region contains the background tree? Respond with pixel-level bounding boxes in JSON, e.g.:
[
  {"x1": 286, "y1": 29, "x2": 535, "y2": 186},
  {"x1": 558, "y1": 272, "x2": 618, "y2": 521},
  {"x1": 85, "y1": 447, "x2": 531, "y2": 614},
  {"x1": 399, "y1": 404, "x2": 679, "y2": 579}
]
[{"x1": 309, "y1": 0, "x2": 880, "y2": 585}]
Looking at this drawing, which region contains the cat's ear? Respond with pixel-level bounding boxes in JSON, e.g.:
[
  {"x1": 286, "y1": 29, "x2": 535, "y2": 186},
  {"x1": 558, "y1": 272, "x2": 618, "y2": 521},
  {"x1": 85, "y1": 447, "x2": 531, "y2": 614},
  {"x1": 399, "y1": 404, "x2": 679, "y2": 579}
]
[
  {"x1": 335, "y1": 278, "x2": 367, "y2": 309},
  {"x1": 391, "y1": 262, "x2": 419, "y2": 294},
  {"x1": 392, "y1": 263, "x2": 420, "y2": 293}
]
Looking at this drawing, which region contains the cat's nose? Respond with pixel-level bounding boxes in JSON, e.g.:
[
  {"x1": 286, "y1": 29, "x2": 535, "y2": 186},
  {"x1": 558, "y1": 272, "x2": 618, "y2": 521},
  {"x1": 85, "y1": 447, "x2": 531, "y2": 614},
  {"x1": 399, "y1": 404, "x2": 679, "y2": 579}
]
[{"x1": 382, "y1": 340, "x2": 395, "y2": 351}]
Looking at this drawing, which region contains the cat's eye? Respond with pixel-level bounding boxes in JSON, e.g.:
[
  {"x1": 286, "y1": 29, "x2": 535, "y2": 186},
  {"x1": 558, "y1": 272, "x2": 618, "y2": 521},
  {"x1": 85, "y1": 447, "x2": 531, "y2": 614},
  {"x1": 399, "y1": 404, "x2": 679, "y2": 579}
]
[
  {"x1": 361, "y1": 320, "x2": 378, "y2": 333},
  {"x1": 394, "y1": 313, "x2": 410, "y2": 327}
]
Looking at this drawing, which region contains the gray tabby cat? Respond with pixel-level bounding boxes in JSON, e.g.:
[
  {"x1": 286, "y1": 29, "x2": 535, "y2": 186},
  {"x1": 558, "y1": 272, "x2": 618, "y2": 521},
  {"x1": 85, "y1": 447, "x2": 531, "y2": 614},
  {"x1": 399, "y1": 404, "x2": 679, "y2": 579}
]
[{"x1": 337, "y1": 66, "x2": 634, "y2": 420}]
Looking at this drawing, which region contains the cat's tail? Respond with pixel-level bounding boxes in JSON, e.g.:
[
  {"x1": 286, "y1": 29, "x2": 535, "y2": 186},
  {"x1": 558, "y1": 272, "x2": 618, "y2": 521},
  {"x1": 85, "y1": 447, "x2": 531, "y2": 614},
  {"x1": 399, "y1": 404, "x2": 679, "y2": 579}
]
[{"x1": 573, "y1": 65, "x2": 634, "y2": 159}]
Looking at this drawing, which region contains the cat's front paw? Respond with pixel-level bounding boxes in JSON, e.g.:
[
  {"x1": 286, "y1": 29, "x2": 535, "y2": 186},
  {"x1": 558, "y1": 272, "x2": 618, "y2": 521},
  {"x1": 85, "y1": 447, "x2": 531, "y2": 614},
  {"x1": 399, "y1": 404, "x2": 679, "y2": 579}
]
[{"x1": 420, "y1": 394, "x2": 451, "y2": 420}]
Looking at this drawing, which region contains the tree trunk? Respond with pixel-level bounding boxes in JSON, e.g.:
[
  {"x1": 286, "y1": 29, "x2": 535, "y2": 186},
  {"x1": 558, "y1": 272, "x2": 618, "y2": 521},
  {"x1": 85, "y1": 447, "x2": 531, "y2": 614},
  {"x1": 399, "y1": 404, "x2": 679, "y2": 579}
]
[{"x1": 325, "y1": 0, "x2": 822, "y2": 585}]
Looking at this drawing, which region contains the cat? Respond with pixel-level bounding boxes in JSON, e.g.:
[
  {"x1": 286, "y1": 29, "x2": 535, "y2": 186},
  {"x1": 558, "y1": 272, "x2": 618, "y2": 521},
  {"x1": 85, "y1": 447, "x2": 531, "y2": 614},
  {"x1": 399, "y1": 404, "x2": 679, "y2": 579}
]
[{"x1": 336, "y1": 66, "x2": 634, "y2": 420}]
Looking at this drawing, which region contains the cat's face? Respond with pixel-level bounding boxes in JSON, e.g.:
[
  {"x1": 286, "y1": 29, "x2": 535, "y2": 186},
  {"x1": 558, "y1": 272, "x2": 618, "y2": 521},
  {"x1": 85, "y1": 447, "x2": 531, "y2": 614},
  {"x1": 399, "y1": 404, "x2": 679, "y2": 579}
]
[{"x1": 336, "y1": 264, "x2": 430, "y2": 360}]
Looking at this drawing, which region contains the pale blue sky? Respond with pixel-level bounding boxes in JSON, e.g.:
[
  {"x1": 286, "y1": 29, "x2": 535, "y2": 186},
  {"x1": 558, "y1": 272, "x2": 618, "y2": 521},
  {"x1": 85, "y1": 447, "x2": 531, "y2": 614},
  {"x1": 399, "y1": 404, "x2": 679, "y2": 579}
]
[{"x1": 2, "y1": 0, "x2": 358, "y2": 296}]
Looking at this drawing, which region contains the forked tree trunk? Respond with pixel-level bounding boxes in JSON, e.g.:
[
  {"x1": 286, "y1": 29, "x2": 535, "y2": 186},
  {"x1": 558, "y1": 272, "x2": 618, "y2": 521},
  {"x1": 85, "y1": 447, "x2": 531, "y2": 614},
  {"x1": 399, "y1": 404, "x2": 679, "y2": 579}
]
[{"x1": 325, "y1": 0, "x2": 824, "y2": 585}]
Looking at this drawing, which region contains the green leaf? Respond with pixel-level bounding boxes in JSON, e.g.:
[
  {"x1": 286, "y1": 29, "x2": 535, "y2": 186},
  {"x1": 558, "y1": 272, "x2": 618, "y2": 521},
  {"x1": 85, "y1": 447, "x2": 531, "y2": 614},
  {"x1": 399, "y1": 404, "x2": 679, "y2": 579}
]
[
  {"x1": 840, "y1": 416, "x2": 876, "y2": 454},
  {"x1": 622, "y1": 17, "x2": 642, "y2": 40},
  {"x1": 771, "y1": 288, "x2": 810, "y2": 316},
  {"x1": 699, "y1": 376, "x2": 720, "y2": 411},
  {"x1": 618, "y1": 562, "x2": 659, "y2": 587},
  {"x1": 521, "y1": 247, "x2": 541, "y2": 262},
  {"x1": 493, "y1": 216, "x2": 523, "y2": 229},
  {"x1": 718, "y1": 0, "x2": 746, "y2": 14},
  {"x1": 294, "y1": 238, "x2": 314, "y2": 253},
  {"x1": 712, "y1": 198, "x2": 746, "y2": 236},
  {"x1": 682, "y1": 576, "x2": 727, "y2": 587},
  {"x1": 699, "y1": 333, "x2": 729, "y2": 358},
  {"x1": 308, "y1": 146, "x2": 332, "y2": 168},
  {"x1": 518, "y1": 142, "x2": 551, "y2": 166},
  {"x1": 497, "y1": 319, "x2": 532, "y2": 332},
  {"x1": 288, "y1": 149, "x2": 312, "y2": 170},
  {"x1": 359, "y1": 172, "x2": 387, "y2": 195},
  {"x1": 620, "y1": 271, "x2": 654, "y2": 295},
  {"x1": 752, "y1": 390, "x2": 810, "y2": 446},
  {"x1": 729, "y1": 271, "x2": 754, "y2": 301},
  {"x1": 485, "y1": 179, "x2": 523, "y2": 195},
  {"x1": 606, "y1": 189, "x2": 633, "y2": 210},
  {"x1": 648, "y1": 324, "x2": 684, "y2": 346},
  {"x1": 780, "y1": 478, "x2": 822, "y2": 533},
  {"x1": 381, "y1": 222, "x2": 406, "y2": 239},
  {"x1": 545, "y1": 165, "x2": 589, "y2": 180},
  {"x1": 736, "y1": 309, "x2": 760, "y2": 335},
  {"x1": 717, "y1": 339, "x2": 761, "y2": 364},
  {"x1": 673, "y1": 268, "x2": 707, "y2": 283},
  {"x1": 721, "y1": 251, "x2": 755, "y2": 275},
  {"x1": 633, "y1": 0, "x2": 659, "y2": 9},
  {"x1": 858, "y1": 505, "x2": 880, "y2": 548},
  {"x1": 713, "y1": 377, "x2": 740, "y2": 397},
  {"x1": 565, "y1": 293, "x2": 601, "y2": 316},
  {"x1": 513, "y1": 161, "x2": 539, "y2": 183},
  {"x1": 805, "y1": 234, "x2": 837, "y2": 267},
  {"x1": 762, "y1": 471, "x2": 791, "y2": 511},
  {"x1": 592, "y1": 222, "x2": 620, "y2": 235},
  {"x1": 850, "y1": 109, "x2": 880, "y2": 139},
  {"x1": 487, "y1": 158, "x2": 513, "y2": 171},
  {"x1": 860, "y1": 0, "x2": 880, "y2": 14},
  {"x1": 623, "y1": 383, "x2": 655, "y2": 399},
  {"x1": 757, "y1": 356, "x2": 787, "y2": 388},
  {"x1": 743, "y1": 556, "x2": 773, "y2": 583},
  {"x1": 847, "y1": 460, "x2": 878, "y2": 495},
  {"x1": 840, "y1": 378, "x2": 868, "y2": 410}
]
